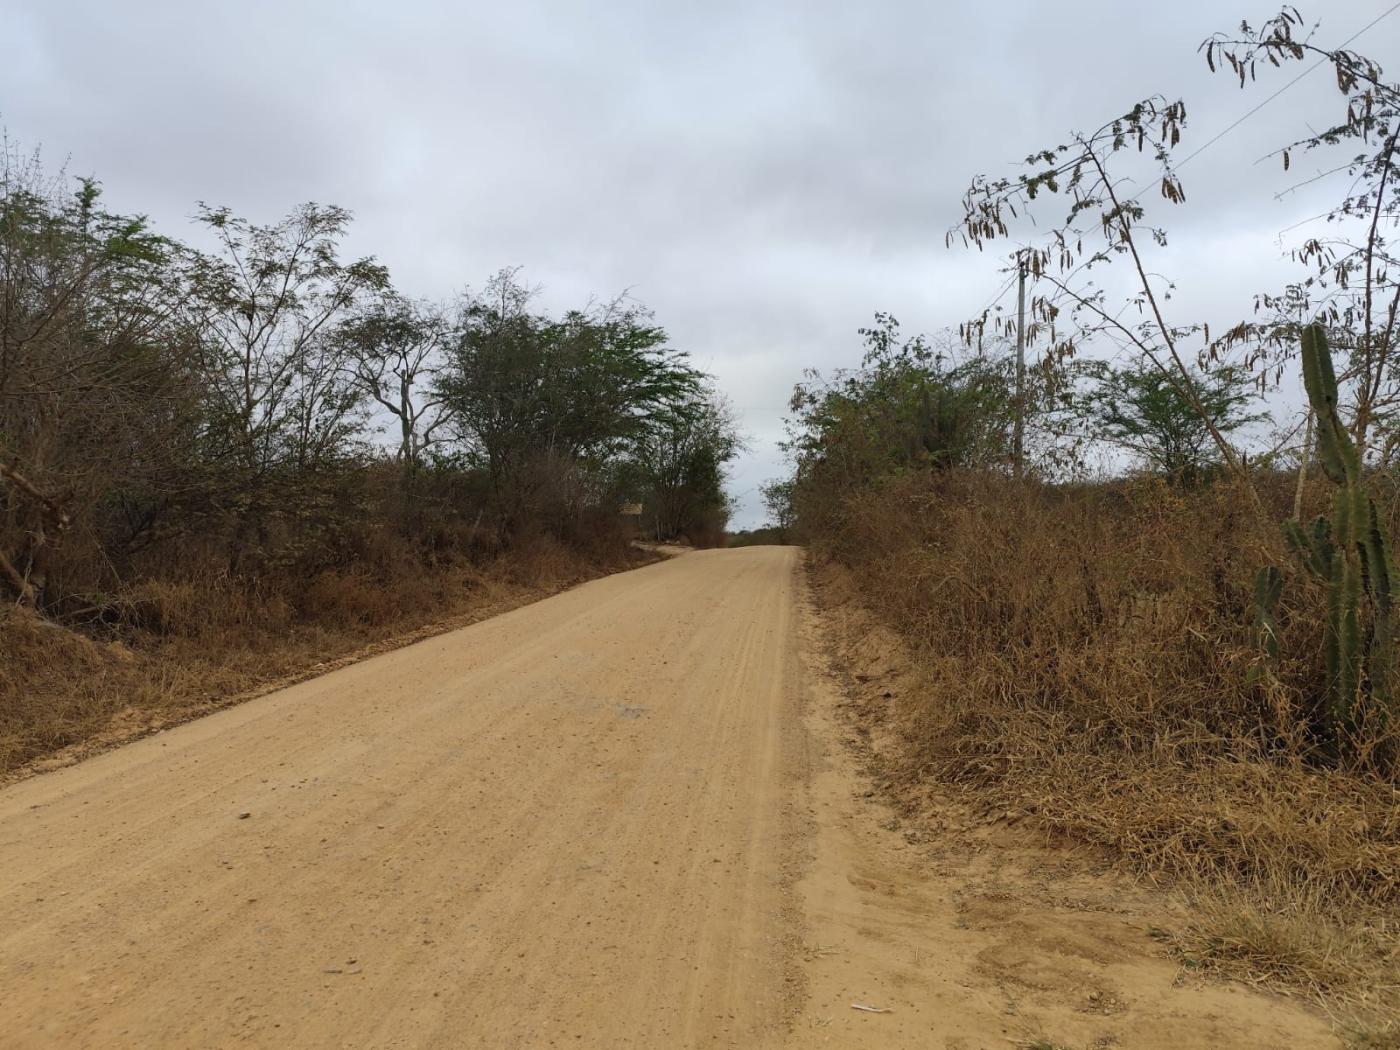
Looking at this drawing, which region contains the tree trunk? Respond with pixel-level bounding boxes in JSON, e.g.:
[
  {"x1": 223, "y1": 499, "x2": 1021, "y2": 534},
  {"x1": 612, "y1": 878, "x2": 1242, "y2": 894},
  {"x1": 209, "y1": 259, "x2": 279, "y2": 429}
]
[{"x1": 0, "y1": 463, "x2": 70, "y2": 610}]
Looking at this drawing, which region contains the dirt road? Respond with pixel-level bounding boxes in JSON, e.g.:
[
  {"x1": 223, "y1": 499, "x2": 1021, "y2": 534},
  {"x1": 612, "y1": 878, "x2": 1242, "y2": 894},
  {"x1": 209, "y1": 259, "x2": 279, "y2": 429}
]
[{"x1": 0, "y1": 548, "x2": 1340, "y2": 1048}]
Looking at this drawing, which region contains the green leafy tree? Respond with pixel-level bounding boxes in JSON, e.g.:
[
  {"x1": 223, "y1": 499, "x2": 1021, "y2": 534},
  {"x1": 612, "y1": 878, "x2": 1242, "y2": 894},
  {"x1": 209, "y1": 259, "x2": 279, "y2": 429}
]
[
  {"x1": 1075, "y1": 362, "x2": 1266, "y2": 483},
  {"x1": 623, "y1": 389, "x2": 743, "y2": 542},
  {"x1": 785, "y1": 315, "x2": 1020, "y2": 494},
  {"x1": 760, "y1": 478, "x2": 796, "y2": 537},
  {"x1": 339, "y1": 293, "x2": 452, "y2": 487},
  {"x1": 780, "y1": 314, "x2": 1040, "y2": 538},
  {"x1": 437, "y1": 270, "x2": 704, "y2": 528},
  {"x1": 0, "y1": 148, "x2": 193, "y2": 607},
  {"x1": 181, "y1": 203, "x2": 388, "y2": 570}
]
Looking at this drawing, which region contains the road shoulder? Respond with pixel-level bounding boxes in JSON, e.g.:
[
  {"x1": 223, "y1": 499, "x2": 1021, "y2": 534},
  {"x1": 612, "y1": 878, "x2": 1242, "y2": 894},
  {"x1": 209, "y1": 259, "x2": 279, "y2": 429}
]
[{"x1": 782, "y1": 557, "x2": 1342, "y2": 1050}]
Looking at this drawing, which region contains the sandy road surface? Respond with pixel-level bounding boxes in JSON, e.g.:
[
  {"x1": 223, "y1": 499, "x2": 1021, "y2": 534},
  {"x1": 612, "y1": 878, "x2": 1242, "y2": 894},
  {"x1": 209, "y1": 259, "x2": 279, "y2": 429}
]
[
  {"x1": 1, "y1": 546, "x2": 1341, "y2": 1049},
  {"x1": 1, "y1": 548, "x2": 807, "y2": 1048}
]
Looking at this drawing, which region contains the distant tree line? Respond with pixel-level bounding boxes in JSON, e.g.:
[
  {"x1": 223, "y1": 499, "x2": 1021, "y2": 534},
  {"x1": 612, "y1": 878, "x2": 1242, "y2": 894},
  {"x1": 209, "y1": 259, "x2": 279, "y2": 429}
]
[
  {"x1": 0, "y1": 147, "x2": 739, "y2": 619},
  {"x1": 773, "y1": 310, "x2": 1264, "y2": 539}
]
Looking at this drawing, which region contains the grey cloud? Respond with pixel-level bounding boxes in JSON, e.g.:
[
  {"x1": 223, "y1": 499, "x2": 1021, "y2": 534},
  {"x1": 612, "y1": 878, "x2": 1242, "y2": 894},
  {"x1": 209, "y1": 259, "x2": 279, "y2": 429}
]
[{"x1": 2, "y1": 0, "x2": 1396, "y2": 524}]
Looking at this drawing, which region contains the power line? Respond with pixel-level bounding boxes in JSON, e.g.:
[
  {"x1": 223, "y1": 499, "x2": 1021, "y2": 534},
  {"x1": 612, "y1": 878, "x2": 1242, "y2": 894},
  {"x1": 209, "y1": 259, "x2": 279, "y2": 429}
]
[
  {"x1": 1276, "y1": 208, "x2": 1334, "y2": 236},
  {"x1": 1175, "y1": 0, "x2": 1400, "y2": 171},
  {"x1": 974, "y1": 268, "x2": 1019, "y2": 320}
]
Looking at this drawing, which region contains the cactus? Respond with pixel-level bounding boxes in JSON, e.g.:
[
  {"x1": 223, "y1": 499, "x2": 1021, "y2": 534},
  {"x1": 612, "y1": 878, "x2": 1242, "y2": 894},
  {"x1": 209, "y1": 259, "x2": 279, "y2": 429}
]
[
  {"x1": 1283, "y1": 515, "x2": 1333, "y2": 578},
  {"x1": 1274, "y1": 324, "x2": 1397, "y2": 742},
  {"x1": 1363, "y1": 496, "x2": 1396, "y2": 711}
]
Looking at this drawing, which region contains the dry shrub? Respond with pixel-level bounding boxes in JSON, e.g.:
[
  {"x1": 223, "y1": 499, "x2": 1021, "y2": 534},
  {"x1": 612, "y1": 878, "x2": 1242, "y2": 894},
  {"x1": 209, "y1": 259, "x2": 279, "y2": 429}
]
[
  {"x1": 679, "y1": 514, "x2": 729, "y2": 549},
  {"x1": 810, "y1": 469, "x2": 1400, "y2": 1012},
  {"x1": 117, "y1": 576, "x2": 287, "y2": 637},
  {"x1": 1171, "y1": 876, "x2": 1399, "y2": 999},
  {"x1": 505, "y1": 508, "x2": 638, "y2": 584},
  {"x1": 0, "y1": 606, "x2": 129, "y2": 769},
  {"x1": 1347, "y1": 1021, "x2": 1400, "y2": 1050},
  {"x1": 295, "y1": 570, "x2": 439, "y2": 630}
]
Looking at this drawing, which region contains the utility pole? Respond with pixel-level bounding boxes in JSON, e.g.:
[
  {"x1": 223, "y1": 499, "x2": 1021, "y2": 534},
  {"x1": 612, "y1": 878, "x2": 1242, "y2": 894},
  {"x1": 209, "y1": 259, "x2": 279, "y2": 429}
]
[{"x1": 1013, "y1": 250, "x2": 1027, "y2": 479}]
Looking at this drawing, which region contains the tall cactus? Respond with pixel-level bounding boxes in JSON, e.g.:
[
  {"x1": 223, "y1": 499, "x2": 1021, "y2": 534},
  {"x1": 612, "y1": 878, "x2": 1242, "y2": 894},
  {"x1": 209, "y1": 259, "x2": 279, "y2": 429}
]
[{"x1": 1275, "y1": 324, "x2": 1397, "y2": 741}]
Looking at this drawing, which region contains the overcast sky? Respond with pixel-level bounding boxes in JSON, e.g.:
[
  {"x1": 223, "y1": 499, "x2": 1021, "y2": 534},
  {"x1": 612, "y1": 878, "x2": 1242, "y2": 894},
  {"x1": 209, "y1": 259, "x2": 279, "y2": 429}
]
[{"x1": 3, "y1": 0, "x2": 1397, "y2": 525}]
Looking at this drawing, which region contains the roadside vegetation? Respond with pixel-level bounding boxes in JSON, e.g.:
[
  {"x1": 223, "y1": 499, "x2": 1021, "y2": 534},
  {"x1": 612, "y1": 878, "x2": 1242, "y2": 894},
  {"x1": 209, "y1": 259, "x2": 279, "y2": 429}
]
[
  {"x1": 0, "y1": 156, "x2": 740, "y2": 773},
  {"x1": 773, "y1": 9, "x2": 1400, "y2": 1032}
]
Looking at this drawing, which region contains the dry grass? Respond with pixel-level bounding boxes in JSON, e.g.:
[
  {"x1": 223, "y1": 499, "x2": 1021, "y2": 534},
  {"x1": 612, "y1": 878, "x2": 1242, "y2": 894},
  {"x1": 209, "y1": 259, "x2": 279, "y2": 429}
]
[
  {"x1": 0, "y1": 532, "x2": 647, "y2": 777},
  {"x1": 1345, "y1": 1022, "x2": 1400, "y2": 1050},
  {"x1": 1171, "y1": 878, "x2": 1397, "y2": 997},
  {"x1": 805, "y1": 470, "x2": 1400, "y2": 1024}
]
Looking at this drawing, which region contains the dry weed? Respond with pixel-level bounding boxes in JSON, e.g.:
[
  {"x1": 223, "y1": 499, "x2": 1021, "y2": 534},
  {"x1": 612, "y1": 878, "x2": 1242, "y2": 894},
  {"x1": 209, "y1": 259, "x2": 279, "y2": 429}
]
[{"x1": 808, "y1": 470, "x2": 1400, "y2": 1021}]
